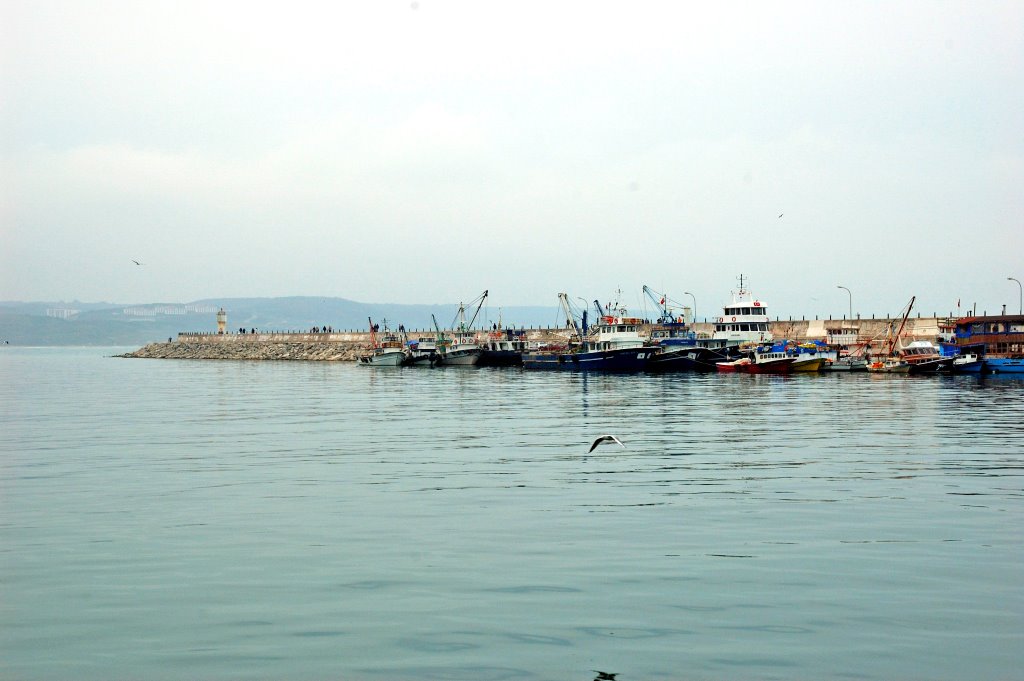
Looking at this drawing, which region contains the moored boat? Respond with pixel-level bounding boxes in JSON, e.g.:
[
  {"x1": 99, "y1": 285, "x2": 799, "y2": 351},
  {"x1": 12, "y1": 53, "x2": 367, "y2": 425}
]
[
  {"x1": 950, "y1": 350, "x2": 985, "y2": 374},
  {"x1": 565, "y1": 297, "x2": 656, "y2": 371},
  {"x1": 358, "y1": 318, "x2": 409, "y2": 366},
  {"x1": 900, "y1": 340, "x2": 954, "y2": 374},
  {"x1": 742, "y1": 348, "x2": 796, "y2": 374},
  {"x1": 642, "y1": 284, "x2": 740, "y2": 371},
  {"x1": 712, "y1": 274, "x2": 773, "y2": 347},
  {"x1": 478, "y1": 327, "x2": 527, "y2": 367},
  {"x1": 432, "y1": 292, "x2": 488, "y2": 367},
  {"x1": 951, "y1": 314, "x2": 1024, "y2": 374}
]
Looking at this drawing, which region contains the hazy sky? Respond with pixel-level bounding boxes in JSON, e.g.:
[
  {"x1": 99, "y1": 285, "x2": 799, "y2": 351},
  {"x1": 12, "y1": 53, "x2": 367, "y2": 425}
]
[{"x1": 2, "y1": 1, "x2": 1022, "y2": 319}]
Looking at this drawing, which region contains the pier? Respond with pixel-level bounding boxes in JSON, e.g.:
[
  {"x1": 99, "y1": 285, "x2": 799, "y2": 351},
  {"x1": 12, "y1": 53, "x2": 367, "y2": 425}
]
[{"x1": 122, "y1": 316, "x2": 954, "y2": 361}]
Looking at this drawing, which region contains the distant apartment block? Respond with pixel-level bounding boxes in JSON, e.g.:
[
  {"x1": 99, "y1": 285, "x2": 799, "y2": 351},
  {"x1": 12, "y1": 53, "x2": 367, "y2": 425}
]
[
  {"x1": 46, "y1": 308, "x2": 80, "y2": 319},
  {"x1": 121, "y1": 304, "x2": 218, "y2": 317}
]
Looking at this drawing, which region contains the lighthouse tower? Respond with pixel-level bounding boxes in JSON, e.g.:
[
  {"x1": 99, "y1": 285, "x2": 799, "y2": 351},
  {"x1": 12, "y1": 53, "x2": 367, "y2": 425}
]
[{"x1": 217, "y1": 308, "x2": 227, "y2": 335}]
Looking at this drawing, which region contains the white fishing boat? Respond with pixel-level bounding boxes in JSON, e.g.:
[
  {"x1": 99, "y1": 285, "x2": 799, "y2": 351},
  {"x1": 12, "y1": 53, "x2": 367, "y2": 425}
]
[
  {"x1": 432, "y1": 291, "x2": 487, "y2": 367},
  {"x1": 358, "y1": 318, "x2": 409, "y2": 366}
]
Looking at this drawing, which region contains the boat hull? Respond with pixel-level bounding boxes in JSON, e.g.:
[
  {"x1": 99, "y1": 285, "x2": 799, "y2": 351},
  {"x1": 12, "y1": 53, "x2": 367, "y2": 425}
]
[
  {"x1": 478, "y1": 350, "x2": 523, "y2": 367},
  {"x1": 829, "y1": 358, "x2": 868, "y2": 372},
  {"x1": 435, "y1": 348, "x2": 482, "y2": 366},
  {"x1": 521, "y1": 352, "x2": 565, "y2": 370},
  {"x1": 791, "y1": 357, "x2": 826, "y2": 372},
  {"x1": 560, "y1": 347, "x2": 656, "y2": 371},
  {"x1": 741, "y1": 359, "x2": 795, "y2": 374},
  {"x1": 907, "y1": 357, "x2": 955, "y2": 374},
  {"x1": 649, "y1": 346, "x2": 734, "y2": 372},
  {"x1": 867, "y1": 360, "x2": 910, "y2": 373},
  {"x1": 359, "y1": 349, "x2": 406, "y2": 366},
  {"x1": 985, "y1": 357, "x2": 1024, "y2": 374}
]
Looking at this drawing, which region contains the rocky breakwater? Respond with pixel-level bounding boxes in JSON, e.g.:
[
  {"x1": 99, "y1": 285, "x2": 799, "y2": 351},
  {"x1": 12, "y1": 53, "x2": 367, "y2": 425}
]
[{"x1": 121, "y1": 333, "x2": 366, "y2": 361}]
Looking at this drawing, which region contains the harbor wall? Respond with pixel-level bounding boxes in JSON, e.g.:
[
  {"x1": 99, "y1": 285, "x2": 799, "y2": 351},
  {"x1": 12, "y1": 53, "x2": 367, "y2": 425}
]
[{"x1": 121, "y1": 317, "x2": 949, "y2": 361}]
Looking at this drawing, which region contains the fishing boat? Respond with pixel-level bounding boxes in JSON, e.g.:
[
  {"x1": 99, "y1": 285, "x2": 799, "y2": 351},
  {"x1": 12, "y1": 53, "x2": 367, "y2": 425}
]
[
  {"x1": 405, "y1": 336, "x2": 438, "y2": 366},
  {"x1": 866, "y1": 296, "x2": 915, "y2": 373},
  {"x1": 950, "y1": 349, "x2": 985, "y2": 374},
  {"x1": 742, "y1": 348, "x2": 797, "y2": 374},
  {"x1": 477, "y1": 310, "x2": 528, "y2": 367},
  {"x1": 432, "y1": 292, "x2": 488, "y2": 367},
  {"x1": 358, "y1": 318, "x2": 409, "y2": 366},
  {"x1": 562, "y1": 294, "x2": 656, "y2": 371},
  {"x1": 950, "y1": 314, "x2": 1024, "y2": 374},
  {"x1": 829, "y1": 356, "x2": 869, "y2": 372},
  {"x1": 642, "y1": 284, "x2": 741, "y2": 371},
  {"x1": 712, "y1": 274, "x2": 774, "y2": 346}
]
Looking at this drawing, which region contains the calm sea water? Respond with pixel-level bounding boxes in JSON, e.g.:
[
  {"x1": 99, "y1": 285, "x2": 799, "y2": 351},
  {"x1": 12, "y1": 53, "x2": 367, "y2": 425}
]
[{"x1": 1, "y1": 347, "x2": 1022, "y2": 681}]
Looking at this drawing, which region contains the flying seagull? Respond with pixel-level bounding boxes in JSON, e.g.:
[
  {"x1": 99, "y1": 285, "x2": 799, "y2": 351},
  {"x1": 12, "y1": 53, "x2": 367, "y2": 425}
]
[
  {"x1": 778, "y1": 213, "x2": 784, "y2": 218},
  {"x1": 588, "y1": 435, "x2": 625, "y2": 453},
  {"x1": 132, "y1": 259, "x2": 143, "y2": 266}
]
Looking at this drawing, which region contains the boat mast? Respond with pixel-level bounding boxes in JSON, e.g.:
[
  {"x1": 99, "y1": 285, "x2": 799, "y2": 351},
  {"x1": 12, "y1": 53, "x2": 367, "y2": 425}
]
[
  {"x1": 558, "y1": 293, "x2": 584, "y2": 340},
  {"x1": 888, "y1": 296, "x2": 916, "y2": 355},
  {"x1": 367, "y1": 316, "x2": 377, "y2": 348}
]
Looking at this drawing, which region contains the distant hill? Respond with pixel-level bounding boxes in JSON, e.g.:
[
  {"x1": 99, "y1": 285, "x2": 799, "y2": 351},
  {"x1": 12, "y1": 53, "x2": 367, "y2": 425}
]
[{"x1": 0, "y1": 297, "x2": 565, "y2": 346}]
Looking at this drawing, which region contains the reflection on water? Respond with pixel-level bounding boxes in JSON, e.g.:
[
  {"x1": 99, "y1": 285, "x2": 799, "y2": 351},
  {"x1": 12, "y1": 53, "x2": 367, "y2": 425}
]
[{"x1": 1, "y1": 348, "x2": 1022, "y2": 681}]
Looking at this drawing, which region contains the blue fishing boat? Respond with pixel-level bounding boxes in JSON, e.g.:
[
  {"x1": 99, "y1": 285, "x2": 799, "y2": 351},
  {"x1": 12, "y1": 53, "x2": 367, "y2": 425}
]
[
  {"x1": 952, "y1": 315, "x2": 1024, "y2": 374},
  {"x1": 642, "y1": 285, "x2": 738, "y2": 371},
  {"x1": 523, "y1": 293, "x2": 655, "y2": 371}
]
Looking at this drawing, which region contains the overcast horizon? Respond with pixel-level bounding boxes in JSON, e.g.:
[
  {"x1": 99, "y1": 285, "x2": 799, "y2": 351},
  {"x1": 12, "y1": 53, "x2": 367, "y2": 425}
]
[{"x1": 3, "y1": 1, "x2": 1022, "y2": 319}]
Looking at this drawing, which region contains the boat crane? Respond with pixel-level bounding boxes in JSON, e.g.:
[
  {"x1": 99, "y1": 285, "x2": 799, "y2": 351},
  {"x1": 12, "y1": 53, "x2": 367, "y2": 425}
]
[
  {"x1": 642, "y1": 285, "x2": 689, "y2": 324},
  {"x1": 450, "y1": 290, "x2": 489, "y2": 333},
  {"x1": 885, "y1": 296, "x2": 916, "y2": 356},
  {"x1": 431, "y1": 314, "x2": 449, "y2": 348},
  {"x1": 557, "y1": 293, "x2": 587, "y2": 339}
]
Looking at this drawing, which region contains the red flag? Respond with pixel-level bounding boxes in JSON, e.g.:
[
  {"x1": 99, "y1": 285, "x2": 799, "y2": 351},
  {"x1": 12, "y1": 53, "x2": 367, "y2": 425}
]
[{"x1": 659, "y1": 297, "x2": 665, "y2": 305}]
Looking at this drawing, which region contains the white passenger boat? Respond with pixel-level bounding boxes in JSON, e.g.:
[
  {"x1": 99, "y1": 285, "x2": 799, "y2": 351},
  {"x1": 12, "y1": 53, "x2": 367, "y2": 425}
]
[{"x1": 713, "y1": 274, "x2": 773, "y2": 346}]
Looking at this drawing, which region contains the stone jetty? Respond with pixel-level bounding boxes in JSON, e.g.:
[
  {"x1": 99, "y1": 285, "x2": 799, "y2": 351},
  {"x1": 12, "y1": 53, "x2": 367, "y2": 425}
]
[{"x1": 120, "y1": 316, "x2": 951, "y2": 362}]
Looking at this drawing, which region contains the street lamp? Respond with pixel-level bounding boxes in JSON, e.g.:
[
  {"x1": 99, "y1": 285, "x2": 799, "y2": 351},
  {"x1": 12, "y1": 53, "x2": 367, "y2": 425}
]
[
  {"x1": 837, "y1": 285, "x2": 852, "y2": 319},
  {"x1": 1010, "y1": 277, "x2": 1022, "y2": 315},
  {"x1": 683, "y1": 291, "x2": 696, "y2": 322}
]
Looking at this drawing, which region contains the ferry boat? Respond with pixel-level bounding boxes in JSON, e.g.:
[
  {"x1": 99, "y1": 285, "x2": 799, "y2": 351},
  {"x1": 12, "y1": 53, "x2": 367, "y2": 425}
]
[
  {"x1": 951, "y1": 314, "x2": 1024, "y2": 374},
  {"x1": 713, "y1": 274, "x2": 773, "y2": 346},
  {"x1": 358, "y1": 318, "x2": 409, "y2": 366}
]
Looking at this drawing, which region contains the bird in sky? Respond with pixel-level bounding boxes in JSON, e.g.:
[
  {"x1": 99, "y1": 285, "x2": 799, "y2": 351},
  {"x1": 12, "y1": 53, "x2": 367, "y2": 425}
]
[
  {"x1": 132, "y1": 259, "x2": 143, "y2": 266},
  {"x1": 592, "y1": 672, "x2": 619, "y2": 681},
  {"x1": 588, "y1": 435, "x2": 625, "y2": 453},
  {"x1": 778, "y1": 213, "x2": 784, "y2": 218}
]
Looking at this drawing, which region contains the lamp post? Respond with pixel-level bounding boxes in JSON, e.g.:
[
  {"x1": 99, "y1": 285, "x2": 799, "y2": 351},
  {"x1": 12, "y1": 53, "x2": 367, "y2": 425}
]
[
  {"x1": 1010, "y1": 277, "x2": 1022, "y2": 315},
  {"x1": 683, "y1": 291, "x2": 696, "y2": 322},
  {"x1": 837, "y1": 285, "x2": 852, "y2": 319}
]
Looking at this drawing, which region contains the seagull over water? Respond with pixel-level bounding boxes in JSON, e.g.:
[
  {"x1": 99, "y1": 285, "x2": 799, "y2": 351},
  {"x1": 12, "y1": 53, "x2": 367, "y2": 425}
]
[{"x1": 588, "y1": 435, "x2": 625, "y2": 453}]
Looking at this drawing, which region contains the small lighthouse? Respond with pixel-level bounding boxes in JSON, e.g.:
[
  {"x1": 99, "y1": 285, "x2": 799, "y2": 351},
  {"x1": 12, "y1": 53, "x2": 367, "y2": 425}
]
[{"x1": 217, "y1": 307, "x2": 227, "y2": 334}]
